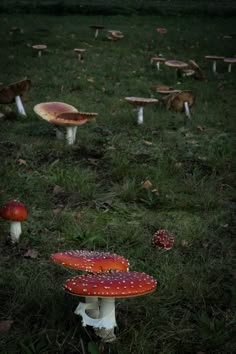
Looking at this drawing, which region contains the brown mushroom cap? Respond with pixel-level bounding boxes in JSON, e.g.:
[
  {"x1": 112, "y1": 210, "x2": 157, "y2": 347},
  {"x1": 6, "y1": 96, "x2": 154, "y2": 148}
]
[
  {"x1": 151, "y1": 85, "x2": 180, "y2": 94},
  {"x1": 205, "y1": 55, "x2": 224, "y2": 60},
  {"x1": 166, "y1": 90, "x2": 195, "y2": 112},
  {"x1": 0, "y1": 79, "x2": 31, "y2": 104},
  {"x1": 125, "y1": 97, "x2": 159, "y2": 106},
  {"x1": 165, "y1": 60, "x2": 188, "y2": 69},
  {"x1": 64, "y1": 271, "x2": 157, "y2": 298},
  {"x1": 34, "y1": 102, "x2": 78, "y2": 122},
  {"x1": 224, "y1": 58, "x2": 236, "y2": 63},
  {"x1": 90, "y1": 25, "x2": 104, "y2": 30},
  {"x1": 32, "y1": 44, "x2": 47, "y2": 50},
  {"x1": 51, "y1": 112, "x2": 87, "y2": 126},
  {"x1": 51, "y1": 250, "x2": 129, "y2": 272},
  {"x1": 151, "y1": 57, "x2": 166, "y2": 63}
]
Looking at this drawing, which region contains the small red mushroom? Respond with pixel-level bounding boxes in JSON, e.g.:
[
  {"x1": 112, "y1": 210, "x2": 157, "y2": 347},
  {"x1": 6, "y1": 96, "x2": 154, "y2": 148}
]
[
  {"x1": 0, "y1": 200, "x2": 28, "y2": 243},
  {"x1": 152, "y1": 229, "x2": 174, "y2": 250},
  {"x1": 156, "y1": 28, "x2": 167, "y2": 34}
]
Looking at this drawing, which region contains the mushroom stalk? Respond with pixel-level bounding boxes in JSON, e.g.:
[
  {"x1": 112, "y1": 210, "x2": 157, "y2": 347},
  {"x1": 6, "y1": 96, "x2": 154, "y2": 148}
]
[
  {"x1": 137, "y1": 106, "x2": 144, "y2": 125},
  {"x1": 10, "y1": 221, "x2": 22, "y2": 243},
  {"x1": 15, "y1": 96, "x2": 26, "y2": 116},
  {"x1": 212, "y1": 61, "x2": 217, "y2": 73},
  {"x1": 156, "y1": 62, "x2": 160, "y2": 71},
  {"x1": 85, "y1": 297, "x2": 99, "y2": 319},
  {"x1": 38, "y1": 50, "x2": 42, "y2": 57},
  {"x1": 184, "y1": 101, "x2": 191, "y2": 118},
  {"x1": 66, "y1": 126, "x2": 77, "y2": 145},
  {"x1": 228, "y1": 64, "x2": 232, "y2": 73},
  {"x1": 55, "y1": 127, "x2": 64, "y2": 140}
]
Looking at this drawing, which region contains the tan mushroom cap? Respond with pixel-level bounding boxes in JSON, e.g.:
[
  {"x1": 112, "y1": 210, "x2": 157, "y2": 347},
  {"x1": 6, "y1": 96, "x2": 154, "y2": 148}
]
[
  {"x1": 32, "y1": 44, "x2": 47, "y2": 50},
  {"x1": 125, "y1": 97, "x2": 159, "y2": 106},
  {"x1": 151, "y1": 57, "x2": 166, "y2": 62},
  {"x1": 64, "y1": 271, "x2": 157, "y2": 298},
  {"x1": 34, "y1": 102, "x2": 78, "y2": 122},
  {"x1": 51, "y1": 112, "x2": 87, "y2": 126},
  {"x1": 151, "y1": 85, "x2": 180, "y2": 94},
  {"x1": 224, "y1": 58, "x2": 236, "y2": 63},
  {"x1": 205, "y1": 55, "x2": 224, "y2": 60},
  {"x1": 74, "y1": 48, "x2": 86, "y2": 53},
  {"x1": 166, "y1": 90, "x2": 195, "y2": 112},
  {"x1": 165, "y1": 60, "x2": 188, "y2": 68},
  {"x1": 0, "y1": 79, "x2": 31, "y2": 104}
]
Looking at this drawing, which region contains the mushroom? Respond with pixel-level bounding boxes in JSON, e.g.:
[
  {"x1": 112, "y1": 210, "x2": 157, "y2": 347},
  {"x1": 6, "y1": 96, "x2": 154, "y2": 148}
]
[
  {"x1": 32, "y1": 44, "x2": 47, "y2": 57},
  {"x1": 33, "y1": 102, "x2": 92, "y2": 145},
  {"x1": 107, "y1": 30, "x2": 124, "y2": 41},
  {"x1": 156, "y1": 28, "x2": 167, "y2": 34},
  {"x1": 124, "y1": 97, "x2": 158, "y2": 125},
  {"x1": 224, "y1": 58, "x2": 236, "y2": 73},
  {"x1": 0, "y1": 79, "x2": 31, "y2": 116},
  {"x1": 64, "y1": 271, "x2": 157, "y2": 342},
  {"x1": 150, "y1": 57, "x2": 166, "y2": 71},
  {"x1": 188, "y1": 60, "x2": 206, "y2": 80},
  {"x1": 74, "y1": 48, "x2": 86, "y2": 62},
  {"x1": 152, "y1": 229, "x2": 174, "y2": 250},
  {"x1": 90, "y1": 25, "x2": 105, "y2": 39},
  {"x1": 205, "y1": 55, "x2": 224, "y2": 73},
  {"x1": 151, "y1": 85, "x2": 180, "y2": 95},
  {"x1": 51, "y1": 250, "x2": 129, "y2": 321},
  {"x1": 165, "y1": 60, "x2": 188, "y2": 78},
  {"x1": 165, "y1": 90, "x2": 195, "y2": 119},
  {"x1": 0, "y1": 200, "x2": 28, "y2": 244}
]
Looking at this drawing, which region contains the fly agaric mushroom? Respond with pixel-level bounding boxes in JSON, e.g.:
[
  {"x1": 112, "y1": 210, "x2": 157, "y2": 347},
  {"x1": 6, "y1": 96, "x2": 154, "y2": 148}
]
[
  {"x1": 74, "y1": 48, "x2": 86, "y2": 62},
  {"x1": 150, "y1": 57, "x2": 166, "y2": 71},
  {"x1": 32, "y1": 44, "x2": 47, "y2": 57},
  {"x1": 224, "y1": 58, "x2": 236, "y2": 73},
  {"x1": 0, "y1": 200, "x2": 28, "y2": 244},
  {"x1": 90, "y1": 25, "x2": 105, "y2": 39},
  {"x1": 64, "y1": 271, "x2": 157, "y2": 342},
  {"x1": 125, "y1": 97, "x2": 158, "y2": 125},
  {"x1": 205, "y1": 55, "x2": 224, "y2": 73},
  {"x1": 0, "y1": 79, "x2": 31, "y2": 116},
  {"x1": 51, "y1": 250, "x2": 129, "y2": 321},
  {"x1": 33, "y1": 102, "x2": 89, "y2": 145},
  {"x1": 165, "y1": 90, "x2": 195, "y2": 119},
  {"x1": 152, "y1": 229, "x2": 174, "y2": 250}
]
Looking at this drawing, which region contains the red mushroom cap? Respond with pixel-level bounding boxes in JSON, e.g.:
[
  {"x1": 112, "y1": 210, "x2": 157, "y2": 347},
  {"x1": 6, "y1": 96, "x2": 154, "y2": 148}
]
[
  {"x1": 152, "y1": 229, "x2": 174, "y2": 250},
  {"x1": 156, "y1": 28, "x2": 167, "y2": 34},
  {"x1": 51, "y1": 250, "x2": 129, "y2": 272},
  {"x1": 64, "y1": 271, "x2": 157, "y2": 298},
  {"x1": 0, "y1": 200, "x2": 28, "y2": 221}
]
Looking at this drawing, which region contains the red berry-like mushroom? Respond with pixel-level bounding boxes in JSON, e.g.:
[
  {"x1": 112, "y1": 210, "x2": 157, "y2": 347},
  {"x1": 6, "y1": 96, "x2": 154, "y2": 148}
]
[
  {"x1": 0, "y1": 200, "x2": 28, "y2": 243},
  {"x1": 152, "y1": 229, "x2": 174, "y2": 250}
]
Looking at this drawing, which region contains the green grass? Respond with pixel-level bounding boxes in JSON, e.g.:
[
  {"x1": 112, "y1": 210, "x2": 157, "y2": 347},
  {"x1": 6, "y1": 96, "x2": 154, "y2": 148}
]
[{"x1": 0, "y1": 13, "x2": 236, "y2": 354}]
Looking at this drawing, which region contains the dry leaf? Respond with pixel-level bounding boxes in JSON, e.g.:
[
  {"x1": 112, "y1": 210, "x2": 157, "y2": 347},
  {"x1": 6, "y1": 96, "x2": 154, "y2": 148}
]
[
  {"x1": 141, "y1": 180, "x2": 153, "y2": 189},
  {"x1": 151, "y1": 188, "x2": 159, "y2": 195},
  {"x1": 23, "y1": 249, "x2": 39, "y2": 259},
  {"x1": 0, "y1": 320, "x2": 14, "y2": 333},
  {"x1": 197, "y1": 125, "x2": 204, "y2": 132},
  {"x1": 87, "y1": 78, "x2": 94, "y2": 82},
  {"x1": 17, "y1": 159, "x2": 27, "y2": 165},
  {"x1": 143, "y1": 140, "x2": 154, "y2": 146}
]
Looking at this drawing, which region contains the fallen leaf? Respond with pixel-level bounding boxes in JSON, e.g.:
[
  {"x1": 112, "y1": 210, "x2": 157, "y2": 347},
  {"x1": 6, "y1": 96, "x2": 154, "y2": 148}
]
[
  {"x1": 0, "y1": 320, "x2": 14, "y2": 333},
  {"x1": 143, "y1": 140, "x2": 154, "y2": 146},
  {"x1": 87, "y1": 78, "x2": 94, "y2": 82},
  {"x1": 17, "y1": 159, "x2": 27, "y2": 165},
  {"x1": 23, "y1": 249, "x2": 39, "y2": 259},
  {"x1": 197, "y1": 125, "x2": 204, "y2": 132},
  {"x1": 141, "y1": 180, "x2": 153, "y2": 189}
]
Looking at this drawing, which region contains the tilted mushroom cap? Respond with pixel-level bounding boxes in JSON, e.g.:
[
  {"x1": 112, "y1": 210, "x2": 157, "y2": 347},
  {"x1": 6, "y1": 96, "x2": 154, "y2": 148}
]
[
  {"x1": 51, "y1": 250, "x2": 129, "y2": 272},
  {"x1": 166, "y1": 90, "x2": 195, "y2": 112},
  {"x1": 165, "y1": 60, "x2": 188, "y2": 69},
  {"x1": 0, "y1": 79, "x2": 31, "y2": 104},
  {"x1": 64, "y1": 271, "x2": 157, "y2": 298},
  {"x1": 188, "y1": 60, "x2": 206, "y2": 80},
  {"x1": 125, "y1": 97, "x2": 159, "y2": 106},
  {"x1": 34, "y1": 102, "x2": 78, "y2": 122},
  {"x1": 152, "y1": 229, "x2": 174, "y2": 250},
  {"x1": 0, "y1": 200, "x2": 28, "y2": 222},
  {"x1": 51, "y1": 112, "x2": 88, "y2": 126}
]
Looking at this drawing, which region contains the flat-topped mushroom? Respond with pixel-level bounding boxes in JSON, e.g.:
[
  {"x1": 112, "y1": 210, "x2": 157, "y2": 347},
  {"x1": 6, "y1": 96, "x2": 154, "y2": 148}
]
[
  {"x1": 34, "y1": 102, "x2": 87, "y2": 145},
  {"x1": 64, "y1": 271, "x2": 157, "y2": 342},
  {"x1": 165, "y1": 60, "x2": 188, "y2": 78},
  {"x1": 32, "y1": 44, "x2": 47, "y2": 57},
  {"x1": 74, "y1": 48, "x2": 86, "y2": 62},
  {"x1": 150, "y1": 57, "x2": 166, "y2": 71},
  {"x1": 224, "y1": 58, "x2": 236, "y2": 72},
  {"x1": 125, "y1": 97, "x2": 158, "y2": 125},
  {"x1": 0, "y1": 200, "x2": 28, "y2": 244},
  {"x1": 0, "y1": 79, "x2": 31, "y2": 116},
  {"x1": 165, "y1": 90, "x2": 195, "y2": 119},
  {"x1": 90, "y1": 25, "x2": 105, "y2": 39},
  {"x1": 205, "y1": 55, "x2": 224, "y2": 73},
  {"x1": 151, "y1": 85, "x2": 180, "y2": 94}
]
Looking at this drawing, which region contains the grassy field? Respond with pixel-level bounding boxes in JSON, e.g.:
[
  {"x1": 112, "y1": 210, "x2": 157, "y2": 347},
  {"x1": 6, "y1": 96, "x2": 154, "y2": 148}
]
[{"x1": 0, "y1": 13, "x2": 235, "y2": 354}]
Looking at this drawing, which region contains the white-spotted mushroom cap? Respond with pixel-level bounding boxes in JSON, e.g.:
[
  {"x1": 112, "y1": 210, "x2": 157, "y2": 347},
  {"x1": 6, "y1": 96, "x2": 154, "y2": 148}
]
[
  {"x1": 125, "y1": 97, "x2": 158, "y2": 106},
  {"x1": 152, "y1": 229, "x2": 174, "y2": 250},
  {"x1": 64, "y1": 271, "x2": 157, "y2": 298},
  {"x1": 51, "y1": 250, "x2": 129, "y2": 272},
  {"x1": 165, "y1": 60, "x2": 188, "y2": 69},
  {"x1": 34, "y1": 102, "x2": 78, "y2": 122}
]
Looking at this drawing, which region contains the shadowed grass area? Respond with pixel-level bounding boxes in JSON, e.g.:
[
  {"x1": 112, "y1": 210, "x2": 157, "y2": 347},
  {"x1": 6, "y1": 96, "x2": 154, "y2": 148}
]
[{"x1": 0, "y1": 13, "x2": 235, "y2": 354}]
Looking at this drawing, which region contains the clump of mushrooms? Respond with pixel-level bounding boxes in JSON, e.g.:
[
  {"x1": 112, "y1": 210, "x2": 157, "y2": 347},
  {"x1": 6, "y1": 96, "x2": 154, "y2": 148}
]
[
  {"x1": 0, "y1": 200, "x2": 28, "y2": 244},
  {"x1": 0, "y1": 79, "x2": 31, "y2": 116},
  {"x1": 64, "y1": 271, "x2": 157, "y2": 342}
]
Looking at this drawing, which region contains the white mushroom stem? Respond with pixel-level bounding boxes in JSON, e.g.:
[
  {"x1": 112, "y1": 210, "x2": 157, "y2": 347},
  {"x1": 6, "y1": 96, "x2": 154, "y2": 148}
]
[
  {"x1": 55, "y1": 127, "x2": 64, "y2": 140},
  {"x1": 228, "y1": 63, "x2": 232, "y2": 73},
  {"x1": 38, "y1": 50, "x2": 42, "y2": 57},
  {"x1": 75, "y1": 298, "x2": 117, "y2": 342},
  {"x1": 95, "y1": 29, "x2": 99, "y2": 38},
  {"x1": 184, "y1": 101, "x2": 191, "y2": 119},
  {"x1": 15, "y1": 96, "x2": 26, "y2": 116},
  {"x1": 156, "y1": 62, "x2": 160, "y2": 70},
  {"x1": 85, "y1": 297, "x2": 99, "y2": 319},
  {"x1": 66, "y1": 126, "x2": 77, "y2": 145},
  {"x1": 137, "y1": 106, "x2": 144, "y2": 125},
  {"x1": 10, "y1": 221, "x2": 22, "y2": 243},
  {"x1": 212, "y1": 61, "x2": 217, "y2": 73}
]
